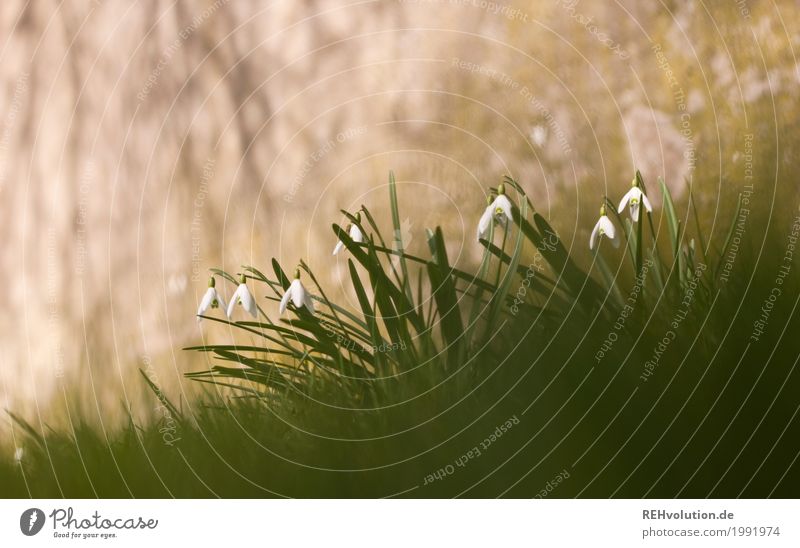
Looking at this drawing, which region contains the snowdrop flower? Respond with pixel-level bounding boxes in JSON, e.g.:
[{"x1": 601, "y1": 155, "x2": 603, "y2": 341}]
[
  {"x1": 477, "y1": 183, "x2": 514, "y2": 241},
  {"x1": 196, "y1": 276, "x2": 227, "y2": 322},
  {"x1": 280, "y1": 269, "x2": 315, "y2": 314},
  {"x1": 590, "y1": 204, "x2": 618, "y2": 250},
  {"x1": 14, "y1": 447, "x2": 23, "y2": 463},
  {"x1": 226, "y1": 274, "x2": 258, "y2": 319},
  {"x1": 617, "y1": 178, "x2": 652, "y2": 222},
  {"x1": 333, "y1": 213, "x2": 364, "y2": 255}
]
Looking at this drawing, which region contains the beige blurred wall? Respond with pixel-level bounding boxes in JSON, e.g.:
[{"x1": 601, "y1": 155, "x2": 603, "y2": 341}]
[{"x1": 0, "y1": 0, "x2": 796, "y2": 425}]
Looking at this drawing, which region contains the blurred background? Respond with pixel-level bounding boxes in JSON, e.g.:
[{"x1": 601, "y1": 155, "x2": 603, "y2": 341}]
[{"x1": 0, "y1": 0, "x2": 797, "y2": 426}]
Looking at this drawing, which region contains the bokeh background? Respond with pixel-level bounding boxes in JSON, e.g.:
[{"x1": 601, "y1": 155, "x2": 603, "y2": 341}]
[{"x1": 0, "y1": 0, "x2": 797, "y2": 428}]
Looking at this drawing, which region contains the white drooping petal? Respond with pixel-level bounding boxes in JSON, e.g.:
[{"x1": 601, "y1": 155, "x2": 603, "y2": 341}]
[
  {"x1": 226, "y1": 287, "x2": 239, "y2": 318},
  {"x1": 350, "y1": 224, "x2": 364, "y2": 243},
  {"x1": 197, "y1": 287, "x2": 225, "y2": 322},
  {"x1": 600, "y1": 215, "x2": 619, "y2": 248},
  {"x1": 197, "y1": 288, "x2": 215, "y2": 317},
  {"x1": 279, "y1": 287, "x2": 292, "y2": 314},
  {"x1": 227, "y1": 284, "x2": 257, "y2": 319},
  {"x1": 619, "y1": 187, "x2": 651, "y2": 222},
  {"x1": 630, "y1": 201, "x2": 640, "y2": 222},
  {"x1": 290, "y1": 279, "x2": 305, "y2": 308},
  {"x1": 280, "y1": 279, "x2": 314, "y2": 314},
  {"x1": 641, "y1": 192, "x2": 653, "y2": 212},
  {"x1": 333, "y1": 224, "x2": 365, "y2": 255},
  {"x1": 599, "y1": 215, "x2": 616, "y2": 241},
  {"x1": 628, "y1": 187, "x2": 644, "y2": 221},
  {"x1": 618, "y1": 187, "x2": 636, "y2": 214},
  {"x1": 493, "y1": 195, "x2": 514, "y2": 222},
  {"x1": 477, "y1": 205, "x2": 493, "y2": 241},
  {"x1": 590, "y1": 215, "x2": 617, "y2": 250},
  {"x1": 589, "y1": 219, "x2": 601, "y2": 250},
  {"x1": 214, "y1": 290, "x2": 227, "y2": 312},
  {"x1": 240, "y1": 285, "x2": 258, "y2": 317}
]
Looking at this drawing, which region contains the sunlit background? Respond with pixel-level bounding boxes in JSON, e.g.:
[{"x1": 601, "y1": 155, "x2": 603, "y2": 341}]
[{"x1": 0, "y1": 0, "x2": 797, "y2": 426}]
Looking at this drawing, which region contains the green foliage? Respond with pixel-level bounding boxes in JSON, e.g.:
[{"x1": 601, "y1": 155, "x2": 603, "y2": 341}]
[
  {"x1": 5, "y1": 171, "x2": 800, "y2": 498},
  {"x1": 182, "y1": 171, "x2": 751, "y2": 415}
]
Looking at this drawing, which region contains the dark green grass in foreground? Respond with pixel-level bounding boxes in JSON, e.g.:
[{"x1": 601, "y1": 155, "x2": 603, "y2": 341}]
[{"x1": 3, "y1": 172, "x2": 800, "y2": 498}]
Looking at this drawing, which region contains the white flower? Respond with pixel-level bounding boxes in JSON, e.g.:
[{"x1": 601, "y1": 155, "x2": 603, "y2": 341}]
[
  {"x1": 226, "y1": 274, "x2": 258, "y2": 319},
  {"x1": 617, "y1": 182, "x2": 652, "y2": 222},
  {"x1": 14, "y1": 447, "x2": 23, "y2": 463},
  {"x1": 333, "y1": 215, "x2": 364, "y2": 255},
  {"x1": 196, "y1": 277, "x2": 227, "y2": 322},
  {"x1": 590, "y1": 206, "x2": 618, "y2": 250},
  {"x1": 280, "y1": 269, "x2": 315, "y2": 314},
  {"x1": 477, "y1": 185, "x2": 514, "y2": 241}
]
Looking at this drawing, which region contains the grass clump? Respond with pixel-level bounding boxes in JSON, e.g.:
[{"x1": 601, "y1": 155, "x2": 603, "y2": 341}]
[{"x1": 4, "y1": 170, "x2": 800, "y2": 498}]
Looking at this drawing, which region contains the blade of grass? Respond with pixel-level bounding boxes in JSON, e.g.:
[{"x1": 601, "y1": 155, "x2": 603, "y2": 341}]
[
  {"x1": 388, "y1": 170, "x2": 414, "y2": 304},
  {"x1": 426, "y1": 227, "x2": 464, "y2": 369},
  {"x1": 483, "y1": 195, "x2": 528, "y2": 342}
]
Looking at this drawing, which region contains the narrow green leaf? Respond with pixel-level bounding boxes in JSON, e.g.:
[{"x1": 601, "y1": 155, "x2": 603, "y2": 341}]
[
  {"x1": 388, "y1": 170, "x2": 414, "y2": 303},
  {"x1": 659, "y1": 176, "x2": 681, "y2": 259},
  {"x1": 271, "y1": 259, "x2": 291, "y2": 290},
  {"x1": 484, "y1": 196, "x2": 528, "y2": 341},
  {"x1": 425, "y1": 227, "x2": 464, "y2": 368},
  {"x1": 531, "y1": 212, "x2": 604, "y2": 308},
  {"x1": 139, "y1": 369, "x2": 183, "y2": 423}
]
